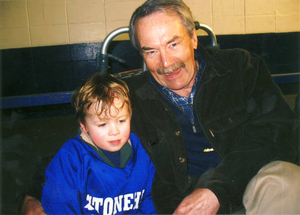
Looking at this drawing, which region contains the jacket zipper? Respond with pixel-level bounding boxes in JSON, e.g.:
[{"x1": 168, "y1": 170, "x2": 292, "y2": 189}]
[
  {"x1": 190, "y1": 104, "x2": 197, "y2": 133},
  {"x1": 151, "y1": 84, "x2": 197, "y2": 134},
  {"x1": 193, "y1": 63, "x2": 223, "y2": 158}
]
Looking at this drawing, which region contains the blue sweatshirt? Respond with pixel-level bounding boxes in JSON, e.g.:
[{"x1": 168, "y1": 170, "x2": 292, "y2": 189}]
[{"x1": 41, "y1": 133, "x2": 156, "y2": 214}]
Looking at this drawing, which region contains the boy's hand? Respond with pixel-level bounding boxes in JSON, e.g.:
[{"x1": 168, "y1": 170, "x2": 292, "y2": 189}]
[{"x1": 21, "y1": 196, "x2": 46, "y2": 215}]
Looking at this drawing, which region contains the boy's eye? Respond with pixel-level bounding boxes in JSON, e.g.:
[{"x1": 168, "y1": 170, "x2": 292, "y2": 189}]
[
  {"x1": 98, "y1": 123, "x2": 106, "y2": 127},
  {"x1": 119, "y1": 119, "x2": 126, "y2": 123}
]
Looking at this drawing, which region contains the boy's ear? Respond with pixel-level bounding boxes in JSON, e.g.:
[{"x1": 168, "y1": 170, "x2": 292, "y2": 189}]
[{"x1": 80, "y1": 122, "x2": 88, "y2": 133}]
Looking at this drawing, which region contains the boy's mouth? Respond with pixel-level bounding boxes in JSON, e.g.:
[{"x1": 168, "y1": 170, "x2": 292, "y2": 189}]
[{"x1": 109, "y1": 139, "x2": 121, "y2": 145}]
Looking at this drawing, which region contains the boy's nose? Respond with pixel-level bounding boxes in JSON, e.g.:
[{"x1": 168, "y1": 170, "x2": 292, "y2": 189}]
[{"x1": 109, "y1": 124, "x2": 120, "y2": 135}]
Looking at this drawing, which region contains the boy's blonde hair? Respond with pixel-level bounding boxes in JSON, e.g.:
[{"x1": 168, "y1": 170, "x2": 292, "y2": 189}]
[{"x1": 71, "y1": 73, "x2": 132, "y2": 125}]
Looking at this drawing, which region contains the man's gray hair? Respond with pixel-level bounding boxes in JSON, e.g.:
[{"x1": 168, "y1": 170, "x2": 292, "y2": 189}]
[{"x1": 129, "y1": 0, "x2": 195, "y2": 53}]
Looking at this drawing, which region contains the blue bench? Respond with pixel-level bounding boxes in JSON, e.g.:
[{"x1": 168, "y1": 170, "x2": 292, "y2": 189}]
[{"x1": 1, "y1": 72, "x2": 298, "y2": 109}]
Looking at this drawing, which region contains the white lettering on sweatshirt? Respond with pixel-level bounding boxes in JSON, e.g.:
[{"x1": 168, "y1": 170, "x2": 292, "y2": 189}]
[{"x1": 84, "y1": 190, "x2": 145, "y2": 214}]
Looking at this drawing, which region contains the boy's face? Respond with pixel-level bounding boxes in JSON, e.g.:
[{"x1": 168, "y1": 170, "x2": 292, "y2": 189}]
[{"x1": 80, "y1": 98, "x2": 131, "y2": 152}]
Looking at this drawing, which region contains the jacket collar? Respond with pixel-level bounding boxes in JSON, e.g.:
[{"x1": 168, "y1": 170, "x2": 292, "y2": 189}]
[
  {"x1": 198, "y1": 44, "x2": 229, "y2": 78},
  {"x1": 135, "y1": 72, "x2": 158, "y2": 100}
]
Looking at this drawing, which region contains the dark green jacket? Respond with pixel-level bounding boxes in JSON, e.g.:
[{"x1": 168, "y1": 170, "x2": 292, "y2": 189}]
[{"x1": 125, "y1": 45, "x2": 299, "y2": 214}]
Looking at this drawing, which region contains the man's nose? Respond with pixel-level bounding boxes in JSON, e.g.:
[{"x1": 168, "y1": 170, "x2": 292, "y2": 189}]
[{"x1": 160, "y1": 50, "x2": 172, "y2": 68}]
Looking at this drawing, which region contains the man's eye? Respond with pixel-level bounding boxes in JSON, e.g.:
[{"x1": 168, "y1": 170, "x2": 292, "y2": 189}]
[
  {"x1": 146, "y1": 50, "x2": 156, "y2": 55},
  {"x1": 171, "y1": 43, "x2": 177, "y2": 48}
]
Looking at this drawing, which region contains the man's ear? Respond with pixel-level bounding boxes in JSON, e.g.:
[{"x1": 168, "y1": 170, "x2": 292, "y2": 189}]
[
  {"x1": 192, "y1": 28, "x2": 198, "y2": 49},
  {"x1": 80, "y1": 122, "x2": 88, "y2": 133}
]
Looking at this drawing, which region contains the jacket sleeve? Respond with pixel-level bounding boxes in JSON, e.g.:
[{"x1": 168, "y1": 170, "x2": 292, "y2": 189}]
[
  {"x1": 24, "y1": 153, "x2": 55, "y2": 201},
  {"x1": 196, "y1": 49, "x2": 299, "y2": 213},
  {"x1": 41, "y1": 148, "x2": 82, "y2": 214}
]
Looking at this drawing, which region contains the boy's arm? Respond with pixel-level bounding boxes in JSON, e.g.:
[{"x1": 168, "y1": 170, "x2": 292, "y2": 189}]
[
  {"x1": 41, "y1": 149, "x2": 82, "y2": 214},
  {"x1": 138, "y1": 161, "x2": 156, "y2": 214}
]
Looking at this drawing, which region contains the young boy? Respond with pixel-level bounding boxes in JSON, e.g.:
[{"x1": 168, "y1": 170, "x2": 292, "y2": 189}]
[{"x1": 41, "y1": 73, "x2": 156, "y2": 214}]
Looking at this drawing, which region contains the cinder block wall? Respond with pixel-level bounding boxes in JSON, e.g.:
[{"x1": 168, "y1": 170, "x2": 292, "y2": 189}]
[{"x1": 0, "y1": 0, "x2": 299, "y2": 50}]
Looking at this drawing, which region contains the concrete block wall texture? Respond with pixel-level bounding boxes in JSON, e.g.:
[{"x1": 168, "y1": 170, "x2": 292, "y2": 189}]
[{"x1": 0, "y1": 0, "x2": 299, "y2": 50}]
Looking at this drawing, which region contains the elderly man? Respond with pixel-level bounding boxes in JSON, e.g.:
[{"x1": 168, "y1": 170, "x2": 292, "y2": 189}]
[{"x1": 22, "y1": 0, "x2": 300, "y2": 214}]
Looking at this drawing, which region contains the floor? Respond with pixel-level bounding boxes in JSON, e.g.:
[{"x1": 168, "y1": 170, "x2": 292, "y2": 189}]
[{"x1": 0, "y1": 94, "x2": 298, "y2": 214}]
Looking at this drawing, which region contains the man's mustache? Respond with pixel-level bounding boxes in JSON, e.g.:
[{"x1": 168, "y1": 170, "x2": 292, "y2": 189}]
[{"x1": 157, "y1": 62, "x2": 186, "y2": 75}]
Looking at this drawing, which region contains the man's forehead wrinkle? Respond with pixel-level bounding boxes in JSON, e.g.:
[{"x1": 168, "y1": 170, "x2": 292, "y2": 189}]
[
  {"x1": 137, "y1": 11, "x2": 185, "y2": 53},
  {"x1": 169, "y1": 36, "x2": 179, "y2": 43}
]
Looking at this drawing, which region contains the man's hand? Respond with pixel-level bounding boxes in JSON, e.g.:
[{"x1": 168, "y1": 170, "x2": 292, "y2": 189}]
[
  {"x1": 21, "y1": 196, "x2": 46, "y2": 215},
  {"x1": 173, "y1": 188, "x2": 220, "y2": 215}
]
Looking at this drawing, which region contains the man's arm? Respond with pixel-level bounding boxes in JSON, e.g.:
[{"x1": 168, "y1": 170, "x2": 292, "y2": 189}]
[
  {"x1": 20, "y1": 154, "x2": 55, "y2": 214},
  {"x1": 173, "y1": 188, "x2": 220, "y2": 215},
  {"x1": 192, "y1": 48, "x2": 299, "y2": 213},
  {"x1": 21, "y1": 196, "x2": 46, "y2": 215}
]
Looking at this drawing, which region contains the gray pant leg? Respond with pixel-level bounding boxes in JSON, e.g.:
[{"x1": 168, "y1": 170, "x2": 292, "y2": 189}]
[{"x1": 243, "y1": 161, "x2": 300, "y2": 214}]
